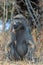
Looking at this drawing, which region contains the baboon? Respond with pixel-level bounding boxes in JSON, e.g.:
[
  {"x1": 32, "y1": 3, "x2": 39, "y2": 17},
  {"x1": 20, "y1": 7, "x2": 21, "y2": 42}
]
[{"x1": 7, "y1": 14, "x2": 35, "y2": 61}]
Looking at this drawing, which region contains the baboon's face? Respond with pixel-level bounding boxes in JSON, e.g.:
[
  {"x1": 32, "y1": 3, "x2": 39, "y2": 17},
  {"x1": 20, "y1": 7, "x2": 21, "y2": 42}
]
[{"x1": 13, "y1": 22, "x2": 25, "y2": 32}]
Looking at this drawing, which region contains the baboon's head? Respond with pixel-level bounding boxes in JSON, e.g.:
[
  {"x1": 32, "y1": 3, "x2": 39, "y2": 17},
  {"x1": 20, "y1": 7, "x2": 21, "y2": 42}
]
[{"x1": 13, "y1": 22, "x2": 25, "y2": 30}]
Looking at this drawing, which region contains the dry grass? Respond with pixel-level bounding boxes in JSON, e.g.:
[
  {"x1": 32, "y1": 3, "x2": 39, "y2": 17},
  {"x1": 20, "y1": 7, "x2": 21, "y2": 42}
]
[
  {"x1": 0, "y1": 61, "x2": 43, "y2": 65},
  {"x1": 0, "y1": 29, "x2": 43, "y2": 65}
]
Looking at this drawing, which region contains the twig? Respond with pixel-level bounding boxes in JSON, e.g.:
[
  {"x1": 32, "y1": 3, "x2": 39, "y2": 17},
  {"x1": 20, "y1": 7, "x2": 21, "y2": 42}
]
[
  {"x1": 25, "y1": 0, "x2": 41, "y2": 32},
  {"x1": 30, "y1": 1, "x2": 40, "y2": 8}
]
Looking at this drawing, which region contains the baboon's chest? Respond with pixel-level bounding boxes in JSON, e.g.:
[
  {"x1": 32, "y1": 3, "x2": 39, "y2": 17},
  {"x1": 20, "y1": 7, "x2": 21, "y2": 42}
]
[{"x1": 16, "y1": 31, "x2": 25, "y2": 44}]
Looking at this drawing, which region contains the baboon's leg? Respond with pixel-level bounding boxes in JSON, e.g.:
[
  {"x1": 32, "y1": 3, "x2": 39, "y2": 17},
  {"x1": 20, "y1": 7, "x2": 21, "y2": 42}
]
[{"x1": 6, "y1": 42, "x2": 21, "y2": 61}]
